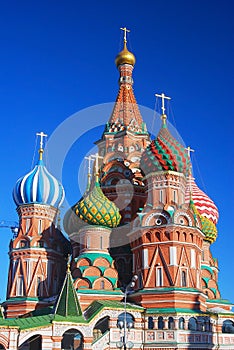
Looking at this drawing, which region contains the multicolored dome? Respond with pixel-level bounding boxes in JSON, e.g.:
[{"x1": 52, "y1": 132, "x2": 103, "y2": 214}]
[
  {"x1": 140, "y1": 117, "x2": 190, "y2": 176},
  {"x1": 13, "y1": 159, "x2": 65, "y2": 208},
  {"x1": 72, "y1": 180, "x2": 121, "y2": 228},
  {"x1": 190, "y1": 198, "x2": 217, "y2": 244},
  {"x1": 185, "y1": 177, "x2": 219, "y2": 224}
]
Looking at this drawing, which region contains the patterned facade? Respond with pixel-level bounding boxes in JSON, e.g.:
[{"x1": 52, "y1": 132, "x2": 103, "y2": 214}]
[{"x1": 0, "y1": 32, "x2": 233, "y2": 350}]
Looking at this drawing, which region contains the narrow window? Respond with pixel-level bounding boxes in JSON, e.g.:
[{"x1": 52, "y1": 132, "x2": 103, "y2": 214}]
[
  {"x1": 191, "y1": 249, "x2": 196, "y2": 268},
  {"x1": 201, "y1": 250, "x2": 205, "y2": 261},
  {"x1": 168, "y1": 317, "x2": 175, "y2": 329},
  {"x1": 38, "y1": 219, "x2": 42, "y2": 235},
  {"x1": 17, "y1": 276, "x2": 24, "y2": 296},
  {"x1": 173, "y1": 190, "x2": 177, "y2": 203},
  {"x1": 100, "y1": 280, "x2": 105, "y2": 289},
  {"x1": 142, "y1": 249, "x2": 148, "y2": 269},
  {"x1": 12, "y1": 260, "x2": 17, "y2": 282},
  {"x1": 158, "y1": 316, "x2": 164, "y2": 330},
  {"x1": 169, "y1": 247, "x2": 177, "y2": 265},
  {"x1": 179, "y1": 317, "x2": 185, "y2": 329},
  {"x1": 181, "y1": 270, "x2": 187, "y2": 287},
  {"x1": 138, "y1": 273, "x2": 143, "y2": 289},
  {"x1": 100, "y1": 236, "x2": 103, "y2": 249},
  {"x1": 25, "y1": 218, "x2": 30, "y2": 234},
  {"x1": 26, "y1": 260, "x2": 31, "y2": 286},
  {"x1": 156, "y1": 267, "x2": 163, "y2": 287},
  {"x1": 159, "y1": 190, "x2": 163, "y2": 203},
  {"x1": 148, "y1": 316, "x2": 154, "y2": 329},
  {"x1": 37, "y1": 276, "x2": 42, "y2": 296}
]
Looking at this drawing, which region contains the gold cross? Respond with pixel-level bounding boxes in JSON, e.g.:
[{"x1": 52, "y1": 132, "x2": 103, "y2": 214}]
[
  {"x1": 120, "y1": 27, "x2": 130, "y2": 43},
  {"x1": 155, "y1": 93, "x2": 171, "y2": 115}
]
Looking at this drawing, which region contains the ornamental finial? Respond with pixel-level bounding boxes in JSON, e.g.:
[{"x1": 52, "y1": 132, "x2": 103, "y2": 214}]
[{"x1": 36, "y1": 131, "x2": 48, "y2": 160}]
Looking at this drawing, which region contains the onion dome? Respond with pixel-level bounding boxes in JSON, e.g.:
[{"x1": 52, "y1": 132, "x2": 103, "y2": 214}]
[
  {"x1": 72, "y1": 178, "x2": 121, "y2": 228},
  {"x1": 115, "y1": 41, "x2": 135, "y2": 67},
  {"x1": 185, "y1": 177, "x2": 219, "y2": 224},
  {"x1": 189, "y1": 198, "x2": 217, "y2": 244},
  {"x1": 13, "y1": 141, "x2": 65, "y2": 208},
  {"x1": 140, "y1": 115, "x2": 190, "y2": 176}
]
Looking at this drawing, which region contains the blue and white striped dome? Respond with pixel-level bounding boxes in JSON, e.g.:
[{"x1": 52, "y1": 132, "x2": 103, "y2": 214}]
[{"x1": 13, "y1": 159, "x2": 65, "y2": 208}]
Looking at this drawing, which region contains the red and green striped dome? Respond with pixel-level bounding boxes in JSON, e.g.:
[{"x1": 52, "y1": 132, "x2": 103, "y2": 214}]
[
  {"x1": 185, "y1": 177, "x2": 219, "y2": 224},
  {"x1": 190, "y1": 198, "x2": 217, "y2": 244},
  {"x1": 141, "y1": 119, "x2": 190, "y2": 176}
]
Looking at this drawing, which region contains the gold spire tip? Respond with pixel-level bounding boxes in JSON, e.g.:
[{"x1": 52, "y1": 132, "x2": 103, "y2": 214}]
[{"x1": 67, "y1": 254, "x2": 71, "y2": 272}]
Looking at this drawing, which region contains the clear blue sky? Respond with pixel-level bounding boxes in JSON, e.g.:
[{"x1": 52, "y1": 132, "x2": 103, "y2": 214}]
[{"x1": 0, "y1": 0, "x2": 233, "y2": 303}]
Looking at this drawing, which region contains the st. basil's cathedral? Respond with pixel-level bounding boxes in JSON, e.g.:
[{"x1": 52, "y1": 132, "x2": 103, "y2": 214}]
[{"x1": 0, "y1": 29, "x2": 233, "y2": 350}]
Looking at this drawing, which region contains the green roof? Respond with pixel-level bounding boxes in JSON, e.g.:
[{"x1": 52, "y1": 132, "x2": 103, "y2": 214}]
[
  {"x1": 132, "y1": 287, "x2": 201, "y2": 295},
  {"x1": 54, "y1": 268, "x2": 82, "y2": 318},
  {"x1": 0, "y1": 314, "x2": 54, "y2": 330},
  {"x1": 145, "y1": 308, "x2": 204, "y2": 315},
  {"x1": 207, "y1": 298, "x2": 233, "y2": 305},
  {"x1": 84, "y1": 300, "x2": 143, "y2": 320},
  {"x1": 77, "y1": 289, "x2": 122, "y2": 295},
  {"x1": 0, "y1": 298, "x2": 143, "y2": 331}
]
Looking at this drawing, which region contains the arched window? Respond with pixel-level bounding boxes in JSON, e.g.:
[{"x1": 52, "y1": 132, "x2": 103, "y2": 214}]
[
  {"x1": 158, "y1": 316, "x2": 164, "y2": 330},
  {"x1": 179, "y1": 317, "x2": 185, "y2": 330},
  {"x1": 148, "y1": 316, "x2": 154, "y2": 329},
  {"x1": 188, "y1": 317, "x2": 197, "y2": 331},
  {"x1": 222, "y1": 320, "x2": 234, "y2": 333},
  {"x1": 19, "y1": 335, "x2": 42, "y2": 350},
  {"x1": 93, "y1": 316, "x2": 109, "y2": 341},
  {"x1": 117, "y1": 313, "x2": 134, "y2": 330},
  {"x1": 198, "y1": 317, "x2": 206, "y2": 331},
  {"x1": 168, "y1": 317, "x2": 175, "y2": 330},
  {"x1": 61, "y1": 329, "x2": 83, "y2": 350}
]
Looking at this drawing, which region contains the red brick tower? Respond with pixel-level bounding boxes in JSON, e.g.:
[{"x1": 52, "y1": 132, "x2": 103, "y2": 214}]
[
  {"x1": 128, "y1": 101, "x2": 212, "y2": 311},
  {"x1": 96, "y1": 28, "x2": 150, "y2": 285},
  {"x1": 4, "y1": 134, "x2": 69, "y2": 318}
]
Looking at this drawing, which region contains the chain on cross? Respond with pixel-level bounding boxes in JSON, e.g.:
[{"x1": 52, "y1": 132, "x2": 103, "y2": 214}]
[{"x1": 155, "y1": 93, "x2": 171, "y2": 115}]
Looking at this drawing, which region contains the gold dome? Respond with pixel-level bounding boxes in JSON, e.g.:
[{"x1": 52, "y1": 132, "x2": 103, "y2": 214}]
[{"x1": 115, "y1": 42, "x2": 136, "y2": 67}]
